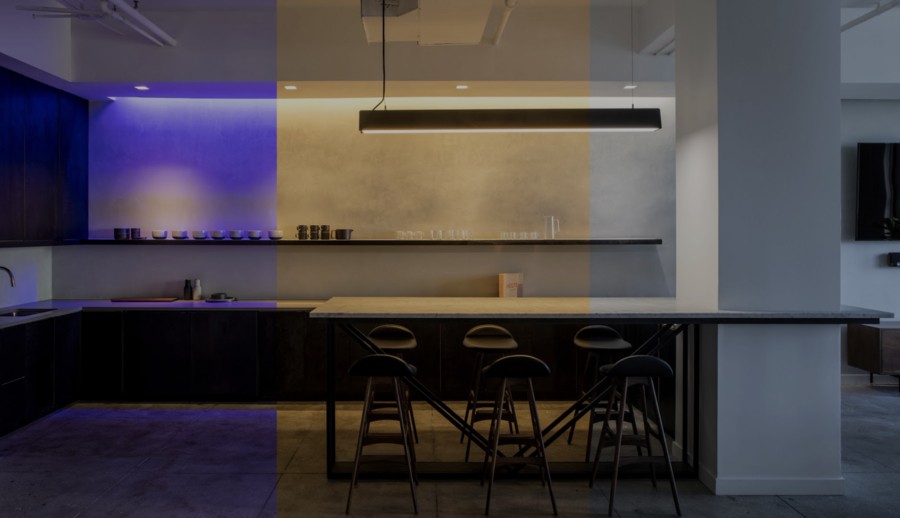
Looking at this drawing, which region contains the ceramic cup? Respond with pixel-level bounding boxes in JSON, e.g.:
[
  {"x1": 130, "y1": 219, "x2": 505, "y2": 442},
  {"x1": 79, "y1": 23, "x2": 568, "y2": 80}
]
[
  {"x1": 151, "y1": 230, "x2": 168, "y2": 240},
  {"x1": 172, "y1": 230, "x2": 188, "y2": 240},
  {"x1": 333, "y1": 228, "x2": 353, "y2": 240},
  {"x1": 211, "y1": 230, "x2": 226, "y2": 240},
  {"x1": 268, "y1": 230, "x2": 283, "y2": 240},
  {"x1": 247, "y1": 230, "x2": 262, "y2": 240},
  {"x1": 192, "y1": 230, "x2": 208, "y2": 240},
  {"x1": 113, "y1": 228, "x2": 130, "y2": 240},
  {"x1": 229, "y1": 230, "x2": 244, "y2": 240},
  {"x1": 130, "y1": 228, "x2": 142, "y2": 240}
]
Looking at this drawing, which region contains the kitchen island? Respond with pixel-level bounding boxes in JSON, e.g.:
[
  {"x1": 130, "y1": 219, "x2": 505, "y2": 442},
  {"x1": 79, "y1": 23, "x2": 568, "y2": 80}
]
[{"x1": 311, "y1": 296, "x2": 891, "y2": 493}]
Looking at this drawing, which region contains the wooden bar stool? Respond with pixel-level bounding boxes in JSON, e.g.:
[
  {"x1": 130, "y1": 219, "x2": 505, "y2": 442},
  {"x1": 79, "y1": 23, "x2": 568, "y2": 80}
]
[
  {"x1": 460, "y1": 324, "x2": 520, "y2": 462},
  {"x1": 481, "y1": 354, "x2": 557, "y2": 516},
  {"x1": 590, "y1": 355, "x2": 680, "y2": 517},
  {"x1": 346, "y1": 354, "x2": 418, "y2": 515},
  {"x1": 567, "y1": 325, "x2": 637, "y2": 461},
  {"x1": 367, "y1": 324, "x2": 419, "y2": 442}
]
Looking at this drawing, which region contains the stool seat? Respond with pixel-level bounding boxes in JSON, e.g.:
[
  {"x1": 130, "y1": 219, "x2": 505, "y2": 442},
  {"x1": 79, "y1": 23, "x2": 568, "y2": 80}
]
[
  {"x1": 573, "y1": 325, "x2": 631, "y2": 350},
  {"x1": 600, "y1": 355, "x2": 673, "y2": 378},
  {"x1": 349, "y1": 354, "x2": 417, "y2": 377},
  {"x1": 463, "y1": 324, "x2": 518, "y2": 350},
  {"x1": 367, "y1": 324, "x2": 418, "y2": 350},
  {"x1": 483, "y1": 355, "x2": 551, "y2": 378}
]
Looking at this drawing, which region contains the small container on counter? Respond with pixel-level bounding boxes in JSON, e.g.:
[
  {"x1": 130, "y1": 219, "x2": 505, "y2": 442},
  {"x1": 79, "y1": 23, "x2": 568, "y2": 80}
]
[
  {"x1": 183, "y1": 279, "x2": 193, "y2": 300},
  {"x1": 192, "y1": 279, "x2": 202, "y2": 301}
]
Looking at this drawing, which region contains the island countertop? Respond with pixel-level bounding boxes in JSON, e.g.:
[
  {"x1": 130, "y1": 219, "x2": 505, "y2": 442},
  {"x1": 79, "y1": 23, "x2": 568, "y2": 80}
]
[{"x1": 309, "y1": 296, "x2": 893, "y2": 323}]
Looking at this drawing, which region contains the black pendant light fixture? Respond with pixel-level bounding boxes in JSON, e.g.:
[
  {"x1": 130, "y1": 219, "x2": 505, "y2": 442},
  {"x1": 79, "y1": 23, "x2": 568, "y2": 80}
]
[{"x1": 358, "y1": 0, "x2": 661, "y2": 134}]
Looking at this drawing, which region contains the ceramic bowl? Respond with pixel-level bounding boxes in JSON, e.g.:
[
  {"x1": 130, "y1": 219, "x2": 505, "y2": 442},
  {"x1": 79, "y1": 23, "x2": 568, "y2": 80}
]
[
  {"x1": 151, "y1": 230, "x2": 168, "y2": 240},
  {"x1": 247, "y1": 230, "x2": 262, "y2": 240},
  {"x1": 229, "y1": 230, "x2": 244, "y2": 240},
  {"x1": 268, "y1": 230, "x2": 284, "y2": 240},
  {"x1": 211, "y1": 230, "x2": 226, "y2": 240},
  {"x1": 192, "y1": 230, "x2": 208, "y2": 240},
  {"x1": 171, "y1": 230, "x2": 188, "y2": 240}
]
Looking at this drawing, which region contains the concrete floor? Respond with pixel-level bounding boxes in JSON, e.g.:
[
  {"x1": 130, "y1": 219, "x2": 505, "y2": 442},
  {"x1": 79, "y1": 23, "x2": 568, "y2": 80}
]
[{"x1": 0, "y1": 384, "x2": 898, "y2": 517}]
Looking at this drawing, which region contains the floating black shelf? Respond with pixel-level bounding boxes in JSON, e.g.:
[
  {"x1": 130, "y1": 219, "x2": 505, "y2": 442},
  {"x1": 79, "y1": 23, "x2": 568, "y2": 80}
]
[{"x1": 81, "y1": 238, "x2": 662, "y2": 246}]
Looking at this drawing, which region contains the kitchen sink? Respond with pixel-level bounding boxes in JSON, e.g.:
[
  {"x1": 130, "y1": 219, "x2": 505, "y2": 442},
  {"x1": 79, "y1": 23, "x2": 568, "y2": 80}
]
[{"x1": 0, "y1": 308, "x2": 56, "y2": 317}]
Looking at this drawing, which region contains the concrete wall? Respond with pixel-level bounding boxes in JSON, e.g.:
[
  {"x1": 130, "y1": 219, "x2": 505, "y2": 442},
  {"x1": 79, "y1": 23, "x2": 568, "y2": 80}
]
[
  {"x1": 51, "y1": 94, "x2": 675, "y2": 300},
  {"x1": 0, "y1": 0, "x2": 71, "y2": 81}
]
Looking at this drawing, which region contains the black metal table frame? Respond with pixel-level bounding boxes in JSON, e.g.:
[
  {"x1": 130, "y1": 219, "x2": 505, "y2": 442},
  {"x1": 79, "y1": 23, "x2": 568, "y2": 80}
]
[{"x1": 325, "y1": 318, "x2": 699, "y2": 479}]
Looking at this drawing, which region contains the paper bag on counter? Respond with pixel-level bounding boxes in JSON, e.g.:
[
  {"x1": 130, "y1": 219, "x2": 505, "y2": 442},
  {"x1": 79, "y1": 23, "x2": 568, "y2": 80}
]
[{"x1": 498, "y1": 273, "x2": 524, "y2": 298}]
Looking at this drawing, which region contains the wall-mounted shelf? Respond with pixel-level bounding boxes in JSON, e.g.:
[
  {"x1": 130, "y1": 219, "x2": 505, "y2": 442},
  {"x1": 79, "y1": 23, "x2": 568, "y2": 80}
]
[{"x1": 80, "y1": 238, "x2": 662, "y2": 246}]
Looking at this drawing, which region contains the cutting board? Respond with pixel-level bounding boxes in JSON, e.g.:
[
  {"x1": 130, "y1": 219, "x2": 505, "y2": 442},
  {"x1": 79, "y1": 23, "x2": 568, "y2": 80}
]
[{"x1": 110, "y1": 297, "x2": 179, "y2": 302}]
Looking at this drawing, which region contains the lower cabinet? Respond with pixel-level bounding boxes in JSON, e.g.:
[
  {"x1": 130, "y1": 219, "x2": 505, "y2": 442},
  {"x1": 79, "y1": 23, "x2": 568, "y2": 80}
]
[
  {"x1": 123, "y1": 311, "x2": 191, "y2": 400},
  {"x1": 0, "y1": 314, "x2": 82, "y2": 436},
  {"x1": 80, "y1": 311, "x2": 123, "y2": 399},
  {"x1": 191, "y1": 311, "x2": 258, "y2": 399}
]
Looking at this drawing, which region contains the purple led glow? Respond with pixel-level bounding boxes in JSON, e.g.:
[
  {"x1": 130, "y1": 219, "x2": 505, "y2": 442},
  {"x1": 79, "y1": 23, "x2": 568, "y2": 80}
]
[{"x1": 88, "y1": 98, "x2": 277, "y2": 237}]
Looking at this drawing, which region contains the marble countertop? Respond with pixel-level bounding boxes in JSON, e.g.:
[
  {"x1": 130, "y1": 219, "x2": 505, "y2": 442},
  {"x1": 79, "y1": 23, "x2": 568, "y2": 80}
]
[{"x1": 309, "y1": 296, "x2": 893, "y2": 323}]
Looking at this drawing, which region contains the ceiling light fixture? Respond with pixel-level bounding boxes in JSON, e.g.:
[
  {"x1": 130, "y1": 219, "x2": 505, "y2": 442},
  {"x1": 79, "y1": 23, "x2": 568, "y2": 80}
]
[
  {"x1": 358, "y1": 0, "x2": 660, "y2": 134},
  {"x1": 284, "y1": 85, "x2": 298, "y2": 91},
  {"x1": 455, "y1": 84, "x2": 469, "y2": 90},
  {"x1": 134, "y1": 85, "x2": 150, "y2": 91}
]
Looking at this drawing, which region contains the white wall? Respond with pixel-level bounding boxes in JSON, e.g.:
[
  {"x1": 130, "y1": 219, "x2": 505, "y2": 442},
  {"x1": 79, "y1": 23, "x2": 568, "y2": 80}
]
[
  {"x1": 840, "y1": 99, "x2": 900, "y2": 381},
  {"x1": 0, "y1": 248, "x2": 53, "y2": 308},
  {"x1": 841, "y1": 8, "x2": 900, "y2": 85}
]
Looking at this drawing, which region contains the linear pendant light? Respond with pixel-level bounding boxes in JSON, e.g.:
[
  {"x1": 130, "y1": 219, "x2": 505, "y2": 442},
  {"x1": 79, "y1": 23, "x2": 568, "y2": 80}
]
[
  {"x1": 359, "y1": 108, "x2": 662, "y2": 133},
  {"x1": 358, "y1": 0, "x2": 660, "y2": 134}
]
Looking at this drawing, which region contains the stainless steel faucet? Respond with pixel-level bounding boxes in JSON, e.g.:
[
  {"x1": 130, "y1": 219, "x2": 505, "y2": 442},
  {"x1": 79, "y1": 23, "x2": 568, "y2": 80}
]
[{"x1": 0, "y1": 266, "x2": 15, "y2": 287}]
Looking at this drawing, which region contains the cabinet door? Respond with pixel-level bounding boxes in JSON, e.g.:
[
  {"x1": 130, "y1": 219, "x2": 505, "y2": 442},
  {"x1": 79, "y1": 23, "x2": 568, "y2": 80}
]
[
  {"x1": 0, "y1": 378, "x2": 28, "y2": 436},
  {"x1": 26, "y1": 319, "x2": 55, "y2": 420},
  {"x1": 54, "y1": 313, "x2": 81, "y2": 407},
  {"x1": 123, "y1": 311, "x2": 191, "y2": 400},
  {"x1": 191, "y1": 312, "x2": 258, "y2": 399},
  {"x1": 258, "y1": 311, "x2": 306, "y2": 401},
  {"x1": 57, "y1": 91, "x2": 88, "y2": 242},
  {"x1": 80, "y1": 311, "x2": 124, "y2": 400},
  {"x1": 0, "y1": 324, "x2": 27, "y2": 386},
  {"x1": 23, "y1": 80, "x2": 59, "y2": 242},
  {"x1": 0, "y1": 67, "x2": 26, "y2": 242}
]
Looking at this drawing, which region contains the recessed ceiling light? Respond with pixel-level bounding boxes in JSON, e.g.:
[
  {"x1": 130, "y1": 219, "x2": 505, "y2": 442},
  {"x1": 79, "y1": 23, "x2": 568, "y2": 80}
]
[
  {"x1": 455, "y1": 84, "x2": 469, "y2": 90},
  {"x1": 623, "y1": 84, "x2": 638, "y2": 90},
  {"x1": 107, "y1": 96, "x2": 117, "y2": 101},
  {"x1": 284, "y1": 85, "x2": 298, "y2": 91},
  {"x1": 134, "y1": 85, "x2": 150, "y2": 91}
]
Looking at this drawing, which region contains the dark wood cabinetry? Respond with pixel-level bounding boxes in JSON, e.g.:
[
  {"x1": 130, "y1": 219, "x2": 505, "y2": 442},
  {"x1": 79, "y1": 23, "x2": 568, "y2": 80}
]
[
  {"x1": 848, "y1": 323, "x2": 900, "y2": 390},
  {"x1": 80, "y1": 311, "x2": 124, "y2": 399},
  {"x1": 0, "y1": 314, "x2": 82, "y2": 436},
  {"x1": 191, "y1": 312, "x2": 258, "y2": 399},
  {"x1": 54, "y1": 313, "x2": 81, "y2": 407},
  {"x1": 0, "y1": 66, "x2": 88, "y2": 246},
  {"x1": 123, "y1": 311, "x2": 191, "y2": 399}
]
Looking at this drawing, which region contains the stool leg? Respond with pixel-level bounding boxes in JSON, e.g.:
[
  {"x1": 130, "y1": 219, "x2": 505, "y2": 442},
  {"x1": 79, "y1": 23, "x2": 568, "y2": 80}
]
[
  {"x1": 481, "y1": 378, "x2": 505, "y2": 487},
  {"x1": 589, "y1": 384, "x2": 617, "y2": 488},
  {"x1": 394, "y1": 377, "x2": 419, "y2": 514},
  {"x1": 464, "y1": 353, "x2": 486, "y2": 461},
  {"x1": 346, "y1": 377, "x2": 375, "y2": 514},
  {"x1": 608, "y1": 379, "x2": 629, "y2": 517},
  {"x1": 649, "y1": 378, "x2": 681, "y2": 517},
  {"x1": 639, "y1": 384, "x2": 657, "y2": 487},
  {"x1": 485, "y1": 378, "x2": 507, "y2": 516},
  {"x1": 568, "y1": 351, "x2": 595, "y2": 444},
  {"x1": 505, "y1": 387, "x2": 520, "y2": 434},
  {"x1": 527, "y1": 378, "x2": 557, "y2": 516}
]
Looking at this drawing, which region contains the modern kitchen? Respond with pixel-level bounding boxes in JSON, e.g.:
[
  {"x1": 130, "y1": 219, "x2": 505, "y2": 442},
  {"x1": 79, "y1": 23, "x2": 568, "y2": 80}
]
[{"x1": 2, "y1": 0, "x2": 900, "y2": 516}]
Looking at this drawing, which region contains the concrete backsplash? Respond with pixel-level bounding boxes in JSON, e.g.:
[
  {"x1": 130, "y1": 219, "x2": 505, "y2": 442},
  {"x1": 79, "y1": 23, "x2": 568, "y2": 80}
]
[
  {"x1": 51, "y1": 96, "x2": 675, "y2": 300},
  {"x1": 0, "y1": 248, "x2": 53, "y2": 307}
]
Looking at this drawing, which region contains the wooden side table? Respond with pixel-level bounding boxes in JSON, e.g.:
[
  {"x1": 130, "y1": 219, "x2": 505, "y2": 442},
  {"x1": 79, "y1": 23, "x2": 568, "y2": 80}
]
[{"x1": 848, "y1": 323, "x2": 900, "y2": 392}]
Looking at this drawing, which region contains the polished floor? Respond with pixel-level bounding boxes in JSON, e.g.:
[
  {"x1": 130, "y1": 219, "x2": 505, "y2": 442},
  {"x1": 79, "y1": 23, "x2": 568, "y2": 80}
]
[{"x1": 0, "y1": 383, "x2": 899, "y2": 517}]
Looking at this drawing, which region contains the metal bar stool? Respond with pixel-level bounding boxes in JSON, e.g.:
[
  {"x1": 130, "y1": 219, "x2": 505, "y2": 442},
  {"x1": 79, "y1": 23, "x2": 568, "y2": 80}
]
[
  {"x1": 346, "y1": 354, "x2": 419, "y2": 515},
  {"x1": 566, "y1": 325, "x2": 638, "y2": 461},
  {"x1": 482, "y1": 354, "x2": 557, "y2": 516},
  {"x1": 589, "y1": 355, "x2": 681, "y2": 517},
  {"x1": 367, "y1": 324, "x2": 419, "y2": 442},
  {"x1": 460, "y1": 324, "x2": 520, "y2": 462}
]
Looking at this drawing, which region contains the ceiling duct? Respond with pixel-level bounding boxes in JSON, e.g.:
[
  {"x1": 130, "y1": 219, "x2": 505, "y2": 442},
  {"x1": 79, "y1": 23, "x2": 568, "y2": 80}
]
[{"x1": 360, "y1": 0, "x2": 493, "y2": 46}]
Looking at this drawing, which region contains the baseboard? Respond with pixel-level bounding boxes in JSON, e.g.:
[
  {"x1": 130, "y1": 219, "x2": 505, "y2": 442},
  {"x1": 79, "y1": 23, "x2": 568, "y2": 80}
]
[
  {"x1": 671, "y1": 441, "x2": 693, "y2": 465},
  {"x1": 705, "y1": 475, "x2": 844, "y2": 495}
]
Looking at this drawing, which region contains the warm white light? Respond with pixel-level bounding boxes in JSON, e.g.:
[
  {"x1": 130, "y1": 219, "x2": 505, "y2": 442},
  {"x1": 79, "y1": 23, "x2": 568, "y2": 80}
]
[
  {"x1": 284, "y1": 85, "x2": 298, "y2": 91},
  {"x1": 134, "y1": 85, "x2": 150, "y2": 91},
  {"x1": 455, "y1": 85, "x2": 469, "y2": 90},
  {"x1": 107, "y1": 96, "x2": 118, "y2": 101},
  {"x1": 623, "y1": 85, "x2": 638, "y2": 90}
]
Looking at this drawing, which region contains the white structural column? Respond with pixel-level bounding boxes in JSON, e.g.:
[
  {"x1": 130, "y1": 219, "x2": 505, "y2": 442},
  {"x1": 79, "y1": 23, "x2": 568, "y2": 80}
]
[{"x1": 676, "y1": 0, "x2": 844, "y2": 495}]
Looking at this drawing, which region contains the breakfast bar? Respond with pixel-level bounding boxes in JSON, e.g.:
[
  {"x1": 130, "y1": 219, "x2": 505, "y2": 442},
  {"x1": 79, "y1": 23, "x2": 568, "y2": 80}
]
[{"x1": 311, "y1": 296, "x2": 890, "y2": 486}]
